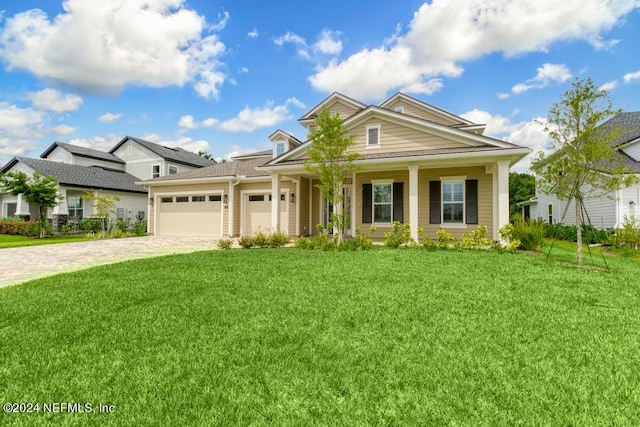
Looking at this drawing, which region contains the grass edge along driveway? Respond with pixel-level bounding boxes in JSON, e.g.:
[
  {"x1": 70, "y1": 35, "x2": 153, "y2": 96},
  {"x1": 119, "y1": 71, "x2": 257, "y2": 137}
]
[{"x1": 1, "y1": 247, "x2": 639, "y2": 425}]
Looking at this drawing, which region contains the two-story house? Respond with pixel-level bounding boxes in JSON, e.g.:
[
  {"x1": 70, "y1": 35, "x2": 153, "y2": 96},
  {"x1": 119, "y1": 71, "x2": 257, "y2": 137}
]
[
  {"x1": 0, "y1": 136, "x2": 213, "y2": 230},
  {"x1": 142, "y1": 92, "x2": 528, "y2": 241}
]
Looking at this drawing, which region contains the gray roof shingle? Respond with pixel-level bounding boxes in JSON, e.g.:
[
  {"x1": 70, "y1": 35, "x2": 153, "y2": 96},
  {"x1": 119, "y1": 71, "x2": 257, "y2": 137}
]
[
  {"x1": 4, "y1": 157, "x2": 146, "y2": 193},
  {"x1": 600, "y1": 112, "x2": 640, "y2": 147},
  {"x1": 111, "y1": 136, "x2": 215, "y2": 168},
  {"x1": 41, "y1": 142, "x2": 125, "y2": 164},
  {"x1": 148, "y1": 157, "x2": 270, "y2": 182}
]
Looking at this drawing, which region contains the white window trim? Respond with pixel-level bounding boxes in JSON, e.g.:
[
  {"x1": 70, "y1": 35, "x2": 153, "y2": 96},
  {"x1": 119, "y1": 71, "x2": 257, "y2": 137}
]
[
  {"x1": 366, "y1": 124, "x2": 381, "y2": 148},
  {"x1": 372, "y1": 179, "x2": 394, "y2": 226},
  {"x1": 441, "y1": 177, "x2": 466, "y2": 228},
  {"x1": 275, "y1": 141, "x2": 286, "y2": 158},
  {"x1": 168, "y1": 164, "x2": 179, "y2": 175},
  {"x1": 152, "y1": 164, "x2": 161, "y2": 179}
]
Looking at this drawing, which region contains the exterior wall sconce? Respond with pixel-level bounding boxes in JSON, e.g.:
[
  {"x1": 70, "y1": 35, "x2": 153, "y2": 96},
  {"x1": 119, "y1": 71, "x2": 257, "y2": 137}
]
[
  {"x1": 223, "y1": 194, "x2": 229, "y2": 205},
  {"x1": 290, "y1": 193, "x2": 295, "y2": 203}
]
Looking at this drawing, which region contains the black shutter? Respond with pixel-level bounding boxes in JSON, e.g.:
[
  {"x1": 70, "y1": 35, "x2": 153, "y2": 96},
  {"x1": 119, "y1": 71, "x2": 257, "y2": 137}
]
[
  {"x1": 429, "y1": 181, "x2": 441, "y2": 224},
  {"x1": 393, "y1": 182, "x2": 403, "y2": 222},
  {"x1": 362, "y1": 183, "x2": 372, "y2": 223},
  {"x1": 465, "y1": 179, "x2": 478, "y2": 224}
]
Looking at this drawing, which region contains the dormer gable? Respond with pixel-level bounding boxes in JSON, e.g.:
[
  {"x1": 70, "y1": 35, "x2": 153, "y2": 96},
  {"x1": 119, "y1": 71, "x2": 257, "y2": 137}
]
[
  {"x1": 269, "y1": 129, "x2": 303, "y2": 159},
  {"x1": 298, "y1": 92, "x2": 366, "y2": 129}
]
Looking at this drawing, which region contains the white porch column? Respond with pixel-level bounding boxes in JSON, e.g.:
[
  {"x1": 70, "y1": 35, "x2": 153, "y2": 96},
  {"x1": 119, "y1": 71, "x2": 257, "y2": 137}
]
[
  {"x1": 271, "y1": 173, "x2": 281, "y2": 232},
  {"x1": 408, "y1": 166, "x2": 419, "y2": 241},
  {"x1": 52, "y1": 189, "x2": 68, "y2": 215},
  {"x1": 496, "y1": 161, "x2": 510, "y2": 242},
  {"x1": 15, "y1": 193, "x2": 31, "y2": 217},
  {"x1": 351, "y1": 173, "x2": 357, "y2": 237}
]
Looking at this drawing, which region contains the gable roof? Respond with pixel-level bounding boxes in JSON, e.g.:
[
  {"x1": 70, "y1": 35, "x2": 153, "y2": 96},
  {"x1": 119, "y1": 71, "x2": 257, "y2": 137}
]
[
  {"x1": 231, "y1": 149, "x2": 273, "y2": 160},
  {"x1": 298, "y1": 92, "x2": 366, "y2": 123},
  {"x1": 143, "y1": 157, "x2": 269, "y2": 183},
  {"x1": 600, "y1": 111, "x2": 640, "y2": 147},
  {"x1": 109, "y1": 136, "x2": 215, "y2": 168},
  {"x1": 2, "y1": 157, "x2": 146, "y2": 193},
  {"x1": 269, "y1": 129, "x2": 303, "y2": 146},
  {"x1": 379, "y1": 92, "x2": 475, "y2": 126},
  {"x1": 41, "y1": 141, "x2": 125, "y2": 164}
]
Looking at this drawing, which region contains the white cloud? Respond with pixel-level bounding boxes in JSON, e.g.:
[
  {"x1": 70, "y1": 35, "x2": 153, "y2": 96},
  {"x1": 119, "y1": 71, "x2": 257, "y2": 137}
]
[
  {"x1": 222, "y1": 144, "x2": 270, "y2": 162},
  {"x1": 247, "y1": 28, "x2": 259, "y2": 39},
  {"x1": 0, "y1": 103, "x2": 46, "y2": 161},
  {"x1": 313, "y1": 30, "x2": 342, "y2": 56},
  {"x1": 209, "y1": 11, "x2": 229, "y2": 32},
  {"x1": 599, "y1": 80, "x2": 618, "y2": 91},
  {"x1": 27, "y1": 88, "x2": 82, "y2": 113},
  {"x1": 510, "y1": 63, "x2": 572, "y2": 94},
  {"x1": 497, "y1": 93, "x2": 510, "y2": 100},
  {"x1": 69, "y1": 133, "x2": 122, "y2": 152},
  {"x1": 310, "y1": 0, "x2": 638, "y2": 100},
  {"x1": 402, "y1": 79, "x2": 444, "y2": 95},
  {"x1": 274, "y1": 31, "x2": 310, "y2": 60},
  {"x1": 623, "y1": 70, "x2": 640, "y2": 83},
  {"x1": 0, "y1": 0, "x2": 228, "y2": 99},
  {"x1": 218, "y1": 98, "x2": 305, "y2": 133},
  {"x1": 461, "y1": 108, "x2": 551, "y2": 172},
  {"x1": 0, "y1": 102, "x2": 44, "y2": 129},
  {"x1": 53, "y1": 124, "x2": 76, "y2": 136},
  {"x1": 240, "y1": 67, "x2": 249, "y2": 74},
  {"x1": 98, "y1": 113, "x2": 122, "y2": 123},
  {"x1": 177, "y1": 114, "x2": 218, "y2": 130}
]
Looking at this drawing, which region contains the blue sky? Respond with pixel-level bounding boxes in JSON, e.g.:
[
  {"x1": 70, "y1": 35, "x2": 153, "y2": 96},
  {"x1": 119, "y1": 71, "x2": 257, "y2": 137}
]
[{"x1": 1, "y1": 0, "x2": 639, "y2": 172}]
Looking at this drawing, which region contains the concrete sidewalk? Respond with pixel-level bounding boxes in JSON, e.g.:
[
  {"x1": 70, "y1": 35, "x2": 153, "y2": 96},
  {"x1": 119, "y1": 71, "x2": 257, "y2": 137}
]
[{"x1": 0, "y1": 236, "x2": 220, "y2": 288}]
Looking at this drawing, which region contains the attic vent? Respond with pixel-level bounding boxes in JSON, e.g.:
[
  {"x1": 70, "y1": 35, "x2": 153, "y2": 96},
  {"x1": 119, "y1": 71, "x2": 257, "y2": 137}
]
[{"x1": 395, "y1": 107, "x2": 404, "y2": 113}]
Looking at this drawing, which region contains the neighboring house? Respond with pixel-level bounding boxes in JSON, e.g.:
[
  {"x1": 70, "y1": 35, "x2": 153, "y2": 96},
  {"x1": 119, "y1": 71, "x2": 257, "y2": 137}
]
[
  {"x1": 518, "y1": 112, "x2": 640, "y2": 229},
  {"x1": 143, "y1": 92, "x2": 528, "y2": 240},
  {"x1": 0, "y1": 137, "x2": 213, "y2": 229}
]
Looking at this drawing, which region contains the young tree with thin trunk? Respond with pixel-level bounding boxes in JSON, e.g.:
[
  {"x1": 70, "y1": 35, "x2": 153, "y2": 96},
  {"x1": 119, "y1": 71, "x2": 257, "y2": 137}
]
[
  {"x1": 82, "y1": 192, "x2": 120, "y2": 232},
  {"x1": 0, "y1": 171, "x2": 61, "y2": 238},
  {"x1": 532, "y1": 77, "x2": 637, "y2": 265},
  {"x1": 304, "y1": 107, "x2": 362, "y2": 242}
]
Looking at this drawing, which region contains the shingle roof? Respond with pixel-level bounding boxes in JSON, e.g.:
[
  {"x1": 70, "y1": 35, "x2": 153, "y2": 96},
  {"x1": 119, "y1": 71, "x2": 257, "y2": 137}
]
[
  {"x1": 4, "y1": 157, "x2": 146, "y2": 193},
  {"x1": 148, "y1": 157, "x2": 270, "y2": 182},
  {"x1": 110, "y1": 136, "x2": 215, "y2": 167},
  {"x1": 232, "y1": 149, "x2": 273, "y2": 160},
  {"x1": 41, "y1": 142, "x2": 125, "y2": 164},
  {"x1": 600, "y1": 112, "x2": 640, "y2": 147}
]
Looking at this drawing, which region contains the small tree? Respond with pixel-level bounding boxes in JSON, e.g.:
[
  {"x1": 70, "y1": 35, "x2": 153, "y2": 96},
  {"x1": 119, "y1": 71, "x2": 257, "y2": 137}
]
[
  {"x1": 304, "y1": 107, "x2": 362, "y2": 242},
  {"x1": 532, "y1": 77, "x2": 638, "y2": 264},
  {"x1": 82, "y1": 192, "x2": 120, "y2": 232},
  {"x1": 0, "y1": 171, "x2": 61, "y2": 238}
]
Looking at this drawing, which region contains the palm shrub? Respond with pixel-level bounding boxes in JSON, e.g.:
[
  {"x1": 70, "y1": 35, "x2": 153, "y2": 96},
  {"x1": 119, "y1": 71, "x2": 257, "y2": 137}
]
[
  {"x1": 268, "y1": 232, "x2": 290, "y2": 247},
  {"x1": 238, "y1": 235, "x2": 255, "y2": 248},
  {"x1": 218, "y1": 239, "x2": 233, "y2": 249}
]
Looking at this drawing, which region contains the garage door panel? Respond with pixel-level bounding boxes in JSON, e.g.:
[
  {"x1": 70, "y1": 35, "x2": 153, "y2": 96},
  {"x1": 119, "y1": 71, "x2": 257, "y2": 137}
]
[{"x1": 157, "y1": 198, "x2": 222, "y2": 236}]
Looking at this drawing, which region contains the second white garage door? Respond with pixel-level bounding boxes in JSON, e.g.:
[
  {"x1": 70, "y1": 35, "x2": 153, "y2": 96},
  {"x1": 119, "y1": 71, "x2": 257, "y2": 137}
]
[
  {"x1": 157, "y1": 194, "x2": 223, "y2": 236},
  {"x1": 243, "y1": 193, "x2": 288, "y2": 235}
]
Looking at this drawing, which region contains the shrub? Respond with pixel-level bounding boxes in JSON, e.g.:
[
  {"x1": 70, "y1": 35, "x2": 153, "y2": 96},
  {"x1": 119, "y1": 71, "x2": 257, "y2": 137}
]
[
  {"x1": 31, "y1": 221, "x2": 53, "y2": 238},
  {"x1": 437, "y1": 229, "x2": 455, "y2": 248},
  {"x1": 498, "y1": 224, "x2": 520, "y2": 251},
  {"x1": 218, "y1": 239, "x2": 233, "y2": 249},
  {"x1": 0, "y1": 219, "x2": 37, "y2": 236},
  {"x1": 79, "y1": 218, "x2": 101, "y2": 233},
  {"x1": 384, "y1": 221, "x2": 413, "y2": 248},
  {"x1": 0, "y1": 216, "x2": 24, "y2": 222},
  {"x1": 115, "y1": 220, "x2": 129, "y2": 232},
  {"x1": 457, "y1": 225, "x2": 493, "y2": 250},
  {"x1": 421, "y1": 235, "x2": 438, "y2": 251},
  {"x1": 338, "y1": 227, "x2": 374, "y2": 251},
  {"x1": 253, "y1": 232, "x2": 269, "y2": 248},
  {"x1": 511, "y1": 219, "x2": 545, "y2": 252},
  {"x1": 268, "y1": 232, "x2": 290, "y2": 248},
  {"x1": 238, "y1": 235, "x2": 255, "y2": 249},
  {"x1": 133, "y1": 219, "x2": 147, "y2": 236},
  {"x1": 608, "y1": 217, "x2": 640, "y2": 249}
]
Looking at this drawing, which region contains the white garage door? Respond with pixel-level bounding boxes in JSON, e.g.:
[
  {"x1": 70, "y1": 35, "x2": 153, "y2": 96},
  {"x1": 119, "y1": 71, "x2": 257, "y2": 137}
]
[
  {"x1": 157, "y1": 194, "x2": 223, "y2": 236},
  {"x1": 243, "y1": 193, "x2": 288, "y2": 235}
]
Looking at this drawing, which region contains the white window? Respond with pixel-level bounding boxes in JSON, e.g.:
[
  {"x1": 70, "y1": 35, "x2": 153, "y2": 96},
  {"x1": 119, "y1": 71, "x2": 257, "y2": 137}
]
[
  {"x1": 373, "y1": 183, "x2": 392, "y2": 223},
  {"x1": 68, "y1": 196, "x2": 84, "y2": 220},
  {"x1": 394, "y1": 106, "x2": 404, "y2": 113},
  {"x1": 275, "y1": 142, "x2": 285, "y2": 157},
  {"x1": 442, "y1": 181, "x2": 464, "y2": 224},
  {"x1": 169, "y1": 165, "x2": 178, "y2": 175},
  {"x1": 152, "y1": 165, "x2": 160, "y2": 179},
  {"x1": 366, "y1": 124, "x2": 380, "y2": 146}
]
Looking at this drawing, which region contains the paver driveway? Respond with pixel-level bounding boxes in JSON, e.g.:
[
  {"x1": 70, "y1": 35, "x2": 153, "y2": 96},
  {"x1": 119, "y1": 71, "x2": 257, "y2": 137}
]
[{"x1": 0, "y1": 236, "x2": 220, "y2": 288}]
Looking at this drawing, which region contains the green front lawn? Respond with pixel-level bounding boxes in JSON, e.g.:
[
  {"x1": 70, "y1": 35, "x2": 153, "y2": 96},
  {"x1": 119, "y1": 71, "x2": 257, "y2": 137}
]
[
  {"x1": 1, "y1": 247, "x2": 639, "y2": 425},
  {"x1": 0, "y1": 234, "x2": 92, "y2": 249}
]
